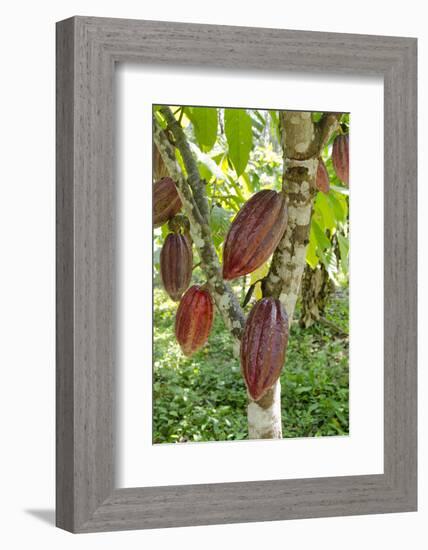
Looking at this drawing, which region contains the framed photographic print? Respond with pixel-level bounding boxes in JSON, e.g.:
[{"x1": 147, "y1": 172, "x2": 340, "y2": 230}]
[{"x1": 56, "y1": 16, "x2": 417, "y2": 533}]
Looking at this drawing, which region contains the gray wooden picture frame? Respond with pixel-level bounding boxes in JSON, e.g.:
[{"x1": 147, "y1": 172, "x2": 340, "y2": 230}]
[{"x1": 56, "y1": 16, "x2": 417, "y2": 533}]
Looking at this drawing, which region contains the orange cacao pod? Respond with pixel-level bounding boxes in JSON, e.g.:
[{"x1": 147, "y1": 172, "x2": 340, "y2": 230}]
[
  {"x1": 153, "y1": 177, "x2": 182, "y2": 227},
  {"x1": 160, "y1": 233, "x2": 193, "y2": 301},
  {"x1": 222, "y1": 190, "x2": 288, "y2": 280},
  {"x1": 241, "y1": 297, "x2": 289, "y2": 401},
  {"x1": 332, "y1": 134, "x2": 349, "y2": 185},
  {"x1": 315, "y1": 158, "x2": 330, "y2": 194},
  {"x1": 175, "y1": 286, "x2": 214, "y2": 356}
]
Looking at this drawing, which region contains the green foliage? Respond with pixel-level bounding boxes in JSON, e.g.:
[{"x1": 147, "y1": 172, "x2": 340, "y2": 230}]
[
  {"x1": 224, "y1": 108, "x2": 253, "y2": 176},
  {"x1": 153, "y1": 287, "x2": 349, "y2": 443},
  {"x1": 210, "y1": 204, "x2": 232, "y2": 252},
  {"x1": 306, "y1": 131, "x2": 349, "y2": 285},
  {"x1": 153, "y1": 288, "x2": 247, "y2": 442}
]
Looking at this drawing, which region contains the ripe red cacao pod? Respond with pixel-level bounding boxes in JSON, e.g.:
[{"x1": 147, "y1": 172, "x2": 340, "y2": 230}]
[
  {"x1": 160, "y1": 233, "x2": 193, "y2": 301},
  {"x1": 175, "y1": 286, "x2": 214, "y2": 356},
  {"x1": 222, "y1": 190, "x2": 288, "y2": 280},
  {"x1": 240, "y1": 297, "x2": 289, "y2": 401},
  {"x1": 315, "y1": 158, "x2": 330, "y2": 194},
  {"x1": 153, "y1": 177, "x2": 182, "y2": 227},
  {"x1": 332, "y1": 134, "x2": 349, "y2": 185}
]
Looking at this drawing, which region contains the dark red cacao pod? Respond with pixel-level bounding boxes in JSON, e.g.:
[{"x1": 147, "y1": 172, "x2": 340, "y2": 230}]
[
  {"x1": 240, "y1": 297, "x2": 289, "y2": 401},
  {"x1": 332, "y1": 134, "x2": 349, "y2": 186},
  {"x1": 153, "y1": 177, "x2": 182, "y2": 227},
  {"x1": 175, "y1": 286, "x2": 214, "y2": 356},
  {"x1": 315, "y1": 158, "x2": 330, "y2": 194},
  {"x1": 222, "y1": 190, "x2": 288, "y2": 280},
  {"x1": 160, "y1": 233, "x2": 193, "y2": 301}
]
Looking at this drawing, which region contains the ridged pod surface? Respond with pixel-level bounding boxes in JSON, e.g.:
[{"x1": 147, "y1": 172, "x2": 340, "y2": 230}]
[
  {"x1": 240, "y1": 298, "x2": 289, "y2": 401},
  {"x1": 315, "y1": 158, "x2": 330, "y2": 194},
  {"x1": 222, "y1": 190, "x2": 288, "y2": 280},
  {"x1": 153, "y1": 177, "x2": 182, "y2": 227},
  {"x1": 332, "y1": 134, "x2": 349, "y2": 185},
  {"x1": 160, "y1": 233, "x2": 193, "y2": 301},
  {"x1": 175, "y1": 286, "x2": 214, "y2": 356}
]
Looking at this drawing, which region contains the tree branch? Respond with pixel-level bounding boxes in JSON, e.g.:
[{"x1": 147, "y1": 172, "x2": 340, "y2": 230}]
[
  {"x1": 153, "y1": 110, "x2": 245, "y2": 343},
  {"x1": 317, "y1": 112, "x2": 341, "y2": 151},
  {"x1": 159, "y1": 106, "x2": 211, "y2": 223},
  {"x1": 153, "y1": 119, "x2": 205, "y2": 228}
]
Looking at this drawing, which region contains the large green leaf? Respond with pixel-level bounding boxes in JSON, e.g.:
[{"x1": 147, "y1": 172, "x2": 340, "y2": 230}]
[
  {"x1": 318, "y1": 248, "x2": 338, "y2": 282},
  {"x1": 187, "y1": 107, "x2": 218, "y2": 152},
  {"x1": 326, "y1": 190, "x2": 346, "y2": 222},
  {"x1": 311, "y1": 219, "x2": 331, "y2": 251},
  {"x1": 315, "y1": 192, "x2": 336, "y2": 232},
  {"x1": 337, "y1": 233, "x2": 349, "y2": 274},
  {"x1": 224, "y1": 109, "x2": 253, "y2": 177},
  {"x1": 306, "y1": 233, "x2": 319, "y2": 269}
]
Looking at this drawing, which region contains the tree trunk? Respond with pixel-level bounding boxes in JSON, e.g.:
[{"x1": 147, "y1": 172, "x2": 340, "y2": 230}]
[
  {"x1": 299, "y1": 263, "x2": 333, "y2": 328},
  {"x1": 247, "y1": 112, "x2": 339, "y2": 439},
  {"x1": 247, "y1": 383, "x2": 282, "y2": 439}
]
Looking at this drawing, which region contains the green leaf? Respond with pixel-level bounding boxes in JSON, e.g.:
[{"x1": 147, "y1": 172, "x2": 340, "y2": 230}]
[
  {"x1": 224, "y1": 109, "x2": 253, "y2": 176},
  {"x1": 311, "y1": 112, "x2": 323, "y2": 123},
  {"x1": 311, "y1": 219, "x2": 330, "y2": 251},
  {"x1": 198, "y1": 161, "x2": 212, "y2": 182},
  {"x1": 187, "y1": 107, "x2": 218, "y2": 152},
  {"x1": 315, "y1": 192, "x2": 336, "y2": 232},
  {"x1": 326, "y1": 190, "x2": 346, "y2": 223},
  {"x1": 337, "y1": 233, "x2": 349, "y2": 274},
  {"x1": 306, "y1": 235, "x2": 319, "y2": 269},
  {"x1": 330, "y1": 185, "x2": 349, "y2": 196},
  {"x1": 189, "y1": 143, "x2": 226, "y2": 181},
  {"x1": 160, "y1": 224, "x2": 169, "y2": 239},
  {"x1": 210, "y1": 205, "x2": 232, "y2": 253},
  {"x1": 318, "y1": 248, "x2": 338, "y2": 280}
]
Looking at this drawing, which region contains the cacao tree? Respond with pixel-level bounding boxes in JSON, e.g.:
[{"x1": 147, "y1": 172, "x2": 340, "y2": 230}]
[{"x1": 153, "y1": 105, "x2": 349, "y2": 440}]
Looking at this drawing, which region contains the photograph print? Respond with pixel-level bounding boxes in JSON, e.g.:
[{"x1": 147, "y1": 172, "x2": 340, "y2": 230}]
[{"x1": 152, "y1": 105, "x2": 349, "y2": 443}]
